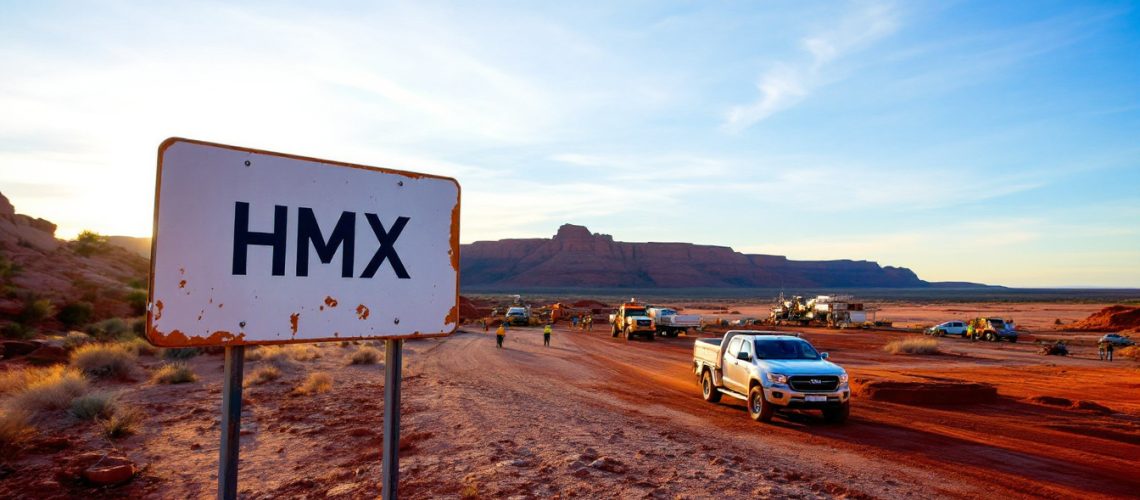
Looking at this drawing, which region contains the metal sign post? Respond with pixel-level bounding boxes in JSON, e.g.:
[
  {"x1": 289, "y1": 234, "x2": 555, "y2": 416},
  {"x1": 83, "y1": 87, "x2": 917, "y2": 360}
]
[
  {"x1": 218, "y1": 346, "x2": 245, "y2": 500},
  {"x1": 381, "y1": 339, "x2": 403, "y2": 500}
]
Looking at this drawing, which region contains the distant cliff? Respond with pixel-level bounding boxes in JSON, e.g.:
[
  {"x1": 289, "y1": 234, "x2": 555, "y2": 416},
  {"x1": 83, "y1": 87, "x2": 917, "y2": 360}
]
[{"x1": 461, "y1": 224, "x2": 929, "y2": 288}]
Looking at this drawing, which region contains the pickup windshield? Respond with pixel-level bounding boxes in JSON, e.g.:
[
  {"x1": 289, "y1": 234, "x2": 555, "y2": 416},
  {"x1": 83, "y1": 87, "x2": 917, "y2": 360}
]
[
  {"x1": 753, "y1": 339, "x2": 820, "y2": 360},
  {"x1": 624, "y1": 309, "x2": 647, "y2": 316}
]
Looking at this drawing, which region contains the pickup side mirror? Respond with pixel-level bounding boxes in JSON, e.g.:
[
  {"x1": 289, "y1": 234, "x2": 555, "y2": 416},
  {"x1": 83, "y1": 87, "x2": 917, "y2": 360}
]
[
  {"x1": 820, "y1": 352, "x2": 829, "y2": 360},
  {"x1": 736, "y1": 351, "x2": 752, "y2": 361}
]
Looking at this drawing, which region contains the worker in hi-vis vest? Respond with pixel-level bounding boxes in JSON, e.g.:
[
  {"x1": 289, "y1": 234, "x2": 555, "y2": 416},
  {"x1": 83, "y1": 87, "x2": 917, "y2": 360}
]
[
  {"x1": 496, "y1": 323, "x2": 506, "y2": 349},
  {"x1": 543, "y1": 324, "x2": 552, "y2": 347}
]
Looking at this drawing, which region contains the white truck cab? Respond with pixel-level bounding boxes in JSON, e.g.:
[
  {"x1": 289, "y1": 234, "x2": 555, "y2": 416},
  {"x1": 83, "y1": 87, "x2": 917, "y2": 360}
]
[{"x1": 693, "y1": 330, "x2": 850, "y2": 423}]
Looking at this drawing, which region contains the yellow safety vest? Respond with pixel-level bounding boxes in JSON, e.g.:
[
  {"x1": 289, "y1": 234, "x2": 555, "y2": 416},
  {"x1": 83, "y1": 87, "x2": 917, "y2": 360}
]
[
  {"x1": 543, "y1": 325, "x2": 552, "y2": 335},
  {"x1": 496, "y1": 326, "x2": 506, "y2": 336}
]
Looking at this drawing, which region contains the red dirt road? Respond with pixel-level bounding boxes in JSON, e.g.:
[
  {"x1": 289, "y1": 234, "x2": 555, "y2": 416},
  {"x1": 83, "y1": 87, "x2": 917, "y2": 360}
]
[{"x1": 4, "y1": 324, "x2": 1138, "y2": 498}]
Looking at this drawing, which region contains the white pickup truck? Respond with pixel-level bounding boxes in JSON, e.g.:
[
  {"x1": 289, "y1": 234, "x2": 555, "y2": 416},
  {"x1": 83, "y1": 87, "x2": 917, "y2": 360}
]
[
  {"x1": 693, "y1": 330, "x2": 850, "y2": 423},
  {"x1": 647, "y1": 307, "x2": 700, "y2": 337}
]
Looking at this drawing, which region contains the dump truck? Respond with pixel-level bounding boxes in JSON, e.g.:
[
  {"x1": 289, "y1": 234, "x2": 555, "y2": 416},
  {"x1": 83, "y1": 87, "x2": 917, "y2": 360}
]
[
  {"x1": 647, "y1": 306, "x2": 700, "y2": 337},
  {"x1": 610, "y1": 300, "x2": 655, "y2": 341},
  {"x1": 693, "y1": 330, "x2": 850, "y2": 423}
]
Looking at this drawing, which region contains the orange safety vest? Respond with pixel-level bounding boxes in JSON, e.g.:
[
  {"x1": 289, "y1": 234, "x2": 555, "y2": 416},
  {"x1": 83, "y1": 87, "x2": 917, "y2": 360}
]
[{"x1": 496, "y1": 326, "x2": 506, "y2": 337}]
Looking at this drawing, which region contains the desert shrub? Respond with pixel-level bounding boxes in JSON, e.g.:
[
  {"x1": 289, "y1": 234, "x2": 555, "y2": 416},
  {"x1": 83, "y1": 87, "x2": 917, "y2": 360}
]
[
  {"x1": 1054, "y1": 318, "x2": 1063, "y2": 326},
  {"x1": 0, "y1": 409, "x2": 33, "y2": 449},
  {"x1": 123, "y1": 337, "x2": 159, "y2": 356},
  {"x1": 99, "y1": 406, "x2": 141, "y2": 439},
  {"x1": 350, "y1": 346, "x2": 381, "y2": 365},
  {"x1": 86, "y1": 317, "x2": 130, "y2": 341},
  {"x1": 1118, "y1": 346, "x2": 1140, "y2": 361},
  {"x1": 70, "y1": 343, "x2": 137, "y2": 379},
  {"x1": 0, "y1": 254, "x2": 19, "y2": 281},
  {"x1": 6, "y1": 366, "x2": 89, "y2": 413},
  {"x1": 293, "y1": 372, "x2": 332, "y2": 395},
  {"x1": 162, "y1": 347, "x2": 201, "y2": 360},
  {"x1": 73, "y1": 230, "x2": 108, "y2": 257},
  {"x1": 151, "y1": 362, "x2": 197, "y2": 384},
  {"x1": 128, "y1": 317, "x2": 146, "y2": 337},
  {"x1": 19, "y1": 298, "x2": 55, "y2": 327},
  {"x1": 125, "y1": 289, "x2": 148, "y2": 316},
  {"x1": 62, "y1": 331, "x2": 94, "y2": 350},
  {"x1": 884, "y1": 338, "x2": 941, "y2": 355},
  {"x1": 69, "y1": 392, "x2": 118, "y2": 420},
  {"x1": 57, "y1": 302, "x2": 94, "y2": 329},
  {"x1": 244, "y1": 366, "x2": 281, "y2": 387},
  {"x1": 1, "y1": 322, "x2": 34, "y2": 339}
]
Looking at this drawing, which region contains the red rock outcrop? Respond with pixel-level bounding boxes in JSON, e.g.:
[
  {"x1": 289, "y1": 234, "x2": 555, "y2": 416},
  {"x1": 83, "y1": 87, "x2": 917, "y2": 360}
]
[
  {"x1": 461, "y1": 224, "x2": 927, "y2": 288},
  {"x1": 0, "y1": 192, "x2": 149, "y2": 328}
]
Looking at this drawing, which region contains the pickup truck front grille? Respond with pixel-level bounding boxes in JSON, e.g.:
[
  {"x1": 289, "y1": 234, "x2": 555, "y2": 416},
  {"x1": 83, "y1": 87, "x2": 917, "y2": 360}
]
[
  {"x1": 637, "y1": 320, "x2": 651, "y2": 327},
  {"x1": 788, "y1": 376, "x2": 839, "y2": 392}
]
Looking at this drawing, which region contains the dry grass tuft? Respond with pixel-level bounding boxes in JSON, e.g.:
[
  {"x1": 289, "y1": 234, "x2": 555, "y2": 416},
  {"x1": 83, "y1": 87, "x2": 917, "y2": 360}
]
[
  {"x1": 70, "y1": 392, "x2": 118, "y2": 420},
  {"x1": 123, "y1": 337, "x2": 160, "y2": 356},
  {"x1": 244, "y1": 365, "x2": 282, "y2": 387},
  {"x1": 349, "y1": 346, "x2": 381, "y2": 365},
  {"x1": 151, "y1": 362, "x2": 198, "y2": 384},
  {"x1": 5, "y1": 366, "x2": 89, "y2": 413},
  {"x1": 884, "y1": 337, "x2": 941, "y2": 355},
  {"x1": 70, "y1": 343, "x2": 137, "y2": 379},
  {"x1": 293, "y1": 371, "x2": 333, "y2": 395},
  {"x1": 0, "y1": 409, "x2": 34, "y2": 449},
  {"x1": 246, "y1": 344, "x2": 321, "y2": 367},
  {"x1": 62, "y1": 331, "x2": 94, "y2": 350},
  {"x1": 99, "y1": 406, "x2": 142, "y2": 439}
]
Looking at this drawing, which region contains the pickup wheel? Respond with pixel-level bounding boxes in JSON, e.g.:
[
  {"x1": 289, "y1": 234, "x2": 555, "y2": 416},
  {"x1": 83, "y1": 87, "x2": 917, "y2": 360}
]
[
  {"x1": 611, "y1": 324, "x2": 619, "y2": 338},
  {"x1": 985, "y1": 332, "x2": 996, "y2": 342},
  {"x1": 748, "y1": 385, "x2": 774, "y2": 422},
  {"x1": 701, "y1": 370, "x2": 722, "y2": 403},
  {"x1": 823, "y1": 402, "x2": 849, "y2": 424}
]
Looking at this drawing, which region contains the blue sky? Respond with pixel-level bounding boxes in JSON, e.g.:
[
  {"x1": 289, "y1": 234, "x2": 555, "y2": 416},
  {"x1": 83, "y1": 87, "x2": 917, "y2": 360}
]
[{"x1": 1, "y1": 1, "x2": 1138, "y2": 287}]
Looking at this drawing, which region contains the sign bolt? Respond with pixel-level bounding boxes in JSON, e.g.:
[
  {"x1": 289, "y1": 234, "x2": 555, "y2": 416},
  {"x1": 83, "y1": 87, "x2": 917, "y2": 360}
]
[
  {"x1": 397, "y1": 181, "x2": 403, "y2": 187},
  {"x1": 239, "y1": 321, "x2": 247, "y2": 328},
  {"x1": 394, "y1": 318, "x2": 400, "y2": 325},
  {"x1": 243, "y1": 160, "x2": 251, "y2": 167}
]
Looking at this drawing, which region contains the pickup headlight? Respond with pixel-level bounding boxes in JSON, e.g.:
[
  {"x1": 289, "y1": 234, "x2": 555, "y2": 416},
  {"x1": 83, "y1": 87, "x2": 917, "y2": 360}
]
[
  {"x1": 766, "y1": 373, "x2": 788, "y2": 385},
  {"x1": 839, "y1": 373, "x2": 849, "y2": 385}
]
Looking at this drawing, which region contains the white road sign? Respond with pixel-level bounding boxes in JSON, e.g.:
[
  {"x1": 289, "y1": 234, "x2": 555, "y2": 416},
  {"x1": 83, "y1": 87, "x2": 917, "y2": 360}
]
[{"x1": 148, "y1": 138, "x2": 460, "y2": 346}]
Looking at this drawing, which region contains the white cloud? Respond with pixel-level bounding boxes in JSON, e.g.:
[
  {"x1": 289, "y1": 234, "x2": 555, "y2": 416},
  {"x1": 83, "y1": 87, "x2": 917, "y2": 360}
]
[{"x1": 724, "y1": 1, "x2": 899, "y2": 131}]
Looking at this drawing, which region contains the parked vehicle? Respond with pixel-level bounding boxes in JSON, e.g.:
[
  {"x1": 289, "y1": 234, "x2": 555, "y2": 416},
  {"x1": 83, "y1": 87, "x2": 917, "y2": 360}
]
[
  {"x1": 693, "y1": 331, "x2": 850, "y2": 423},
  {"x1": 646, "y1": 307, "x2": 699, "y2": 337},
  {"x1": 1099, "y1": 333, "x2": 1135, "y2": 347},
  {"x1": 925, "y1": 321, "x2": 968, "y2": 337},
  {"x1": 610, "y1": 301, "x2": 655, "y2": 341},
  {"x1": 966, "y1": 317, "x2": 1017, "y2": 342},
  {"x1": 505, "y1": 306, "x2": 529, "y2": 326}
]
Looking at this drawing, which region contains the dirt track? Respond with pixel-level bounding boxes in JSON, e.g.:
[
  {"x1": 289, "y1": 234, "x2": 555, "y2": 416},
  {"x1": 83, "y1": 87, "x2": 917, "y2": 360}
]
[{"x1": 5, "y1": 324, "x2": 1138, "y2": 498}]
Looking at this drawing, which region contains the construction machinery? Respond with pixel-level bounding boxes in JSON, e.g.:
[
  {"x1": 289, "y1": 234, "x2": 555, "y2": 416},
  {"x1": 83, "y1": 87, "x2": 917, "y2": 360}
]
[{"x1": 769, "y1": 294, "x2": 869, "y2": 328}]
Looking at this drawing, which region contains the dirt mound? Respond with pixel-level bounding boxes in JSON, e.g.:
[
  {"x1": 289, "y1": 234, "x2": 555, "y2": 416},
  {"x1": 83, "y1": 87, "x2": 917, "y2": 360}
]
[
  {"x1": 854, "y1": 380, "x2": 997, "y2": 405},
  {"x1": 1069, "y1": 305, "x2": 1140, "y2": 332},
  {"x1": 1027, "y1": 395, "x2": 1072, "y2": 407},
  {"x1": 1027, "y1": 396, "x2": 1114, "y2": 414}
]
